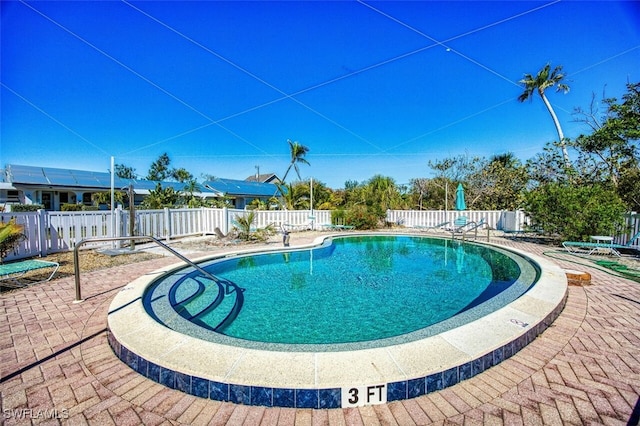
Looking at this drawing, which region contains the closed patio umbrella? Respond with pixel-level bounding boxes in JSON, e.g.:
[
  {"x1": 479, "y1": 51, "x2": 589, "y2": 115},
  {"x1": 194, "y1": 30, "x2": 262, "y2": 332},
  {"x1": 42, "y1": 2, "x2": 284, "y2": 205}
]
[{"x1": 455, "y1": 183, "x2": 466, "y2": 210}]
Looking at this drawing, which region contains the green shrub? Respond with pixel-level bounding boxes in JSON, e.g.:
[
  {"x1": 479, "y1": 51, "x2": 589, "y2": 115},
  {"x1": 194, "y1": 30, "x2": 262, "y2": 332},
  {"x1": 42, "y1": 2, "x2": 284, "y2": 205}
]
[
  {"x1": 331, "y1": 209, "x2": 347, "y2": 225},
  {"x1": 61, "y1": 203, "x2": 83, "y2": 211},
  {"x1": 523, "y1": 183, "x2": 627, "y2": 241},
  {"x1": 10, "y1": 204, "x2": 44, "y2": 212},
  {"x1": 344, "y1": 206, "x2": 379, "y2": 230}
]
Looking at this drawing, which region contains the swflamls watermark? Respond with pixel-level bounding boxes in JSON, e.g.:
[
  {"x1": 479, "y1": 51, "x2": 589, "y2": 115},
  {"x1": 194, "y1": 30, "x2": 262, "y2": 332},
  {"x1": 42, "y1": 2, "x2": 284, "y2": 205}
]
[{"x1": 3, "y1": 408, "x2": 69, "y2": 419}]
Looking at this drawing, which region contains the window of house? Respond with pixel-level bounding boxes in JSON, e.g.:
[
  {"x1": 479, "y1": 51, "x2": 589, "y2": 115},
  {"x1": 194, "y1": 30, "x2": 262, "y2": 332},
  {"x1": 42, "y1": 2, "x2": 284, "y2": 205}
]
[{"x1": 6, "y1": 190, "x2": 19, "y2": 203}]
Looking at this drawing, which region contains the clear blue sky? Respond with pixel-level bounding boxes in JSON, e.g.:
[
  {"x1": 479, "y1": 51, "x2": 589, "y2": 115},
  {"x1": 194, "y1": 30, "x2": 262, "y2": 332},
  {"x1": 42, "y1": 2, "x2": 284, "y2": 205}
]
[{"x1": 2, "y1": 1, "x2": 639, "y2": 189}]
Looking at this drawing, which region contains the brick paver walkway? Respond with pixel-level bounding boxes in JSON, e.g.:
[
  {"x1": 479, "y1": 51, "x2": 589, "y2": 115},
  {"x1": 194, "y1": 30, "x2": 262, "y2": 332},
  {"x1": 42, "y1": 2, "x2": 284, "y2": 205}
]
[{"x1": 1, "y1": 237, "x2": 639, "y2": 425}]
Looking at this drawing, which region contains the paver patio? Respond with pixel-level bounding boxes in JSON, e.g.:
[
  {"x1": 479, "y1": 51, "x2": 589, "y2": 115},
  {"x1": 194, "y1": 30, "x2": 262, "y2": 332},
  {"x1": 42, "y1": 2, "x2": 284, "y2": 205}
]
[{"x1": 1, "y1": 234, "x2": 639, "y2": 425}]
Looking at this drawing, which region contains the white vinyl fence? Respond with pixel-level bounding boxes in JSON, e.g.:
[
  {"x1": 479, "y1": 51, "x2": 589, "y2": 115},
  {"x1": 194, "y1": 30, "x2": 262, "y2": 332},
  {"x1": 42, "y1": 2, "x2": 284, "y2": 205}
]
[
  {"x1": 2, "y1": 208, "x2": 638, "y2": 262},
  {"x1": 0, "y1": 207, "x2": 331, "y2": 261}
]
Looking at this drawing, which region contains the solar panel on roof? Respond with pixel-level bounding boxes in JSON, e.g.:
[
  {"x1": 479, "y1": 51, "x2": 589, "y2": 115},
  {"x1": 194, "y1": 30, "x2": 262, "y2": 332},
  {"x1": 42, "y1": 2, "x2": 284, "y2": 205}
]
[
  {"x1": 68, "y1": 170, "x2": 102, "y2": 187},
  {"x1": 42, "y1": 168, "x2": 79, "y2": 186},
  {"x1": 204, "y1": 178, "x2": 282, "y2": 196},
  {"x1": 8, "y1": 165, "x2": 50, "y2": 185}
]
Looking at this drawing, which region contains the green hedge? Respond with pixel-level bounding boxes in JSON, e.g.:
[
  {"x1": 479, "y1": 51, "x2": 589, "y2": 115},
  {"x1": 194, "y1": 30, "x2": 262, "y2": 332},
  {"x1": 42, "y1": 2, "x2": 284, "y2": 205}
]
[{"x1": 10, "y1": 204, "x2": 44, "y2": 212}]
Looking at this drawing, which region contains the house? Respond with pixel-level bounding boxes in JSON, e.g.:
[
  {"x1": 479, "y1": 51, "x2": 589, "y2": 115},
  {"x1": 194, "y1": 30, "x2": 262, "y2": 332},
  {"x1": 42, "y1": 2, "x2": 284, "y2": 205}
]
[{"x1": 1, "y1": 164, "x2": 282, "y2": 211}]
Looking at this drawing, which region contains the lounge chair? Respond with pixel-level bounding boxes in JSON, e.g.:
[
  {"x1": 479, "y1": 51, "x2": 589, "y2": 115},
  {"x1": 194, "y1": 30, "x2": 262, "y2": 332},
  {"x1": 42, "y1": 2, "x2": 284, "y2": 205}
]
[
  {"x1": 449, "y1": 217, "x2": 486, "y2": 240},
  {"x1": 0, "y1": 259, "x2": 59, "y2": 288},
  {"x1": 412, "y1": 221, "x2": 450, "y2": 232},
  {"x1": 322, "y1": 224, "x2": 355, "y2": 231},
  {"x1": 214, "y1": 227, "x2": 240, "y2": 245},
  {"x1": 446, "y1": 216, "x2": 468, "y2": 232},
  {"x1": 282, "y1": 222, "x2": 312, "y2": 232},
  {"x1": 562, "y1": 230, "x2": 640, "y2": 256}
]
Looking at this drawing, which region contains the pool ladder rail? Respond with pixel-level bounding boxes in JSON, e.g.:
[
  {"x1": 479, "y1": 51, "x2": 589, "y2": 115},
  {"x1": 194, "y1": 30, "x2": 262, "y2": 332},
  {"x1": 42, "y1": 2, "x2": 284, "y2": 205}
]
[{"x1": 73, "y1": 235, "x2": 228, "y2": 303}]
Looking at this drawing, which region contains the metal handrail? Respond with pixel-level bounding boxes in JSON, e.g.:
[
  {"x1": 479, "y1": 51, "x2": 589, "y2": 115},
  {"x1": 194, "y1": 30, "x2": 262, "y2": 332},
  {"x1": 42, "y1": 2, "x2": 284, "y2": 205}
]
[{"x1": 73, "y1": 236, "x2": 221, "y2": 302}]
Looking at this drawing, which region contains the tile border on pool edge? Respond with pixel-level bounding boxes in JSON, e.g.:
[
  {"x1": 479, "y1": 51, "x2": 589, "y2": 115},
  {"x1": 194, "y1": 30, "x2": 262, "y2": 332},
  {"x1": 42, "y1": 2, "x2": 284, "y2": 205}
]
[{"x1": 106, "y1": 245, "x2": 568, "y2": 409}]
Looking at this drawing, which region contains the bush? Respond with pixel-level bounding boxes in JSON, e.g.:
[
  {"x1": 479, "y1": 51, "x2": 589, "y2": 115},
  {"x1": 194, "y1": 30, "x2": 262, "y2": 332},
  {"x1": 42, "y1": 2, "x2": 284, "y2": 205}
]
[
  {"x1": 331, "y1": 209, "x2": 347, "y2": 225},
  {"x1": 523, "y1": 183, "x2": 627, "y2": 241},
  {"x1": 10, "y1": 204, "x2": 44, "y2": 212},
  {"x1": 344, "y1": 206, "x2": 379, "y2": 230},
  {"x1": 61, "y1": 203, "x2": 83, "y2": 211}
]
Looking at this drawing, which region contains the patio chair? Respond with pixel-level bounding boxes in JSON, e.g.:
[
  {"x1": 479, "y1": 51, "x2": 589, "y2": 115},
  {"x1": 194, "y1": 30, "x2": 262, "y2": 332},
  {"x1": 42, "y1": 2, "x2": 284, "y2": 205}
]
[
  {"x1": 0, "y1": 259, "x2": 60, "y2": 288},
  {"x1": 449, "y1": 217, "x2": 486, "y2": 240},
  {"x1": 446, "y1": 216, "x2": 468, "y2": 232},
  {"x1": 562, "y1": 229, "x2": 640, "y2": 256},
  {"x1": 413, "y1": 221, "x2": 450, "y2": 232}
]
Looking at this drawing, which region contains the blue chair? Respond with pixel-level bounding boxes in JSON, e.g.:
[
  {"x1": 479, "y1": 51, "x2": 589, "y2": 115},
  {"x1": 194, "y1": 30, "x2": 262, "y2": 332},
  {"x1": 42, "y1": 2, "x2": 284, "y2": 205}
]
[{"x1": 449, "y1": 216, "x2": 468, "y2": 231}]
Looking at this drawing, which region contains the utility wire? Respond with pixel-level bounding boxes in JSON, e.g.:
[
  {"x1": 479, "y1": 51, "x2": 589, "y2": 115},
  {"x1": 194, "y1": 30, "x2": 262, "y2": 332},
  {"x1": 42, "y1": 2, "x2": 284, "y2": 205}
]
[
  {"x1": 1, "y1": 82, "x2": 109, "y2": 156},
  {"x1": 357, "y1": 0, "x2": 562, "y2": 88},
  {"x1": 120, "y1": 0, "x2": 562, "y2": 162},
  {"x1": 122, "y1": 0, "x2": 389, "y2": 155},
  {"x1": 17, "y1": 0, "x2": 272, "y2": 158}
]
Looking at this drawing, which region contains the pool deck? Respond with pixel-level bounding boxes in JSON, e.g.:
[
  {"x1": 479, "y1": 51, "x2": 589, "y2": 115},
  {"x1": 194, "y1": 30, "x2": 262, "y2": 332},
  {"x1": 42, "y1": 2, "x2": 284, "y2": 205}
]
[{"x1": 2, "y1": 232, "x2": 639, "y2": 425}]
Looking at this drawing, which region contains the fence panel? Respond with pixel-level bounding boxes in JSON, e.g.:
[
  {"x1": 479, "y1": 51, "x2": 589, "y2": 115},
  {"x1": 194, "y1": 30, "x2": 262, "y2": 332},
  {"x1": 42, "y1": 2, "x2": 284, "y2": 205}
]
[
  {"x1": 46, "y1": 211, "x2": 115, "y2": 253},
  {"x1": 168, "y1": 208, "x2": 204, "y2": 239},
  {"x1": 618, "y1": 212, "x2": 640, "y2": 247},
  {"x1": 135, "y1": 209, "x2": 167, "y2": 239},
  {"x1": 386, "y1": 210, "x2": 505, "y2": 230},
  {"x1": 0, "y1": 212, "x2": 42, "y2": 261},
  {"x1": 202, "y1": 208, "x2": 227, "y2": 234}
]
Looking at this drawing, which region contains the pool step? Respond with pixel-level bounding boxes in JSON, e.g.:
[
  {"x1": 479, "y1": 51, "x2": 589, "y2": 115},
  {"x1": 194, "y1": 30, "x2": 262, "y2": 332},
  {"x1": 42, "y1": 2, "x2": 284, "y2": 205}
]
[{"x1": 170, "y1": 274, "x2": 244, "y2": 332}]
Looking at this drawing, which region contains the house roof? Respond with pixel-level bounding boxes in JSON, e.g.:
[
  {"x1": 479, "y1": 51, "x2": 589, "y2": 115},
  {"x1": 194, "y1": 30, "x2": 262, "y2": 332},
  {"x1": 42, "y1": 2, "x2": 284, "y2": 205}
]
[
  {"x1": 203, "y1": 178, "x2": 283, "y2": 197},
  {"x1": 244, "y1": 173, "x2": 281, "y2": 183},
  {"x1": 6, "y1": 164, "x2": 129, "y2": 188},
  {"x1": 3, "y1": 165, "x2": 282, "y2": 199},
  {"x1": 4, "y1": 164, "x2": 214, "y2": 196}
]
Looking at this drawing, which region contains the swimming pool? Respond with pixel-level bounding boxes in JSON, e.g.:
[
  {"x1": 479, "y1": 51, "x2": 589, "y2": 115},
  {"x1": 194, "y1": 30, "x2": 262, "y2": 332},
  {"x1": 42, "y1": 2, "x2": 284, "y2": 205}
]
[
  {"x1": 144, "y1": 235, "x2": 537, "y2": 350},
  {"x1": 107, "y1": 233, "x2": 567, "y2": 408}
]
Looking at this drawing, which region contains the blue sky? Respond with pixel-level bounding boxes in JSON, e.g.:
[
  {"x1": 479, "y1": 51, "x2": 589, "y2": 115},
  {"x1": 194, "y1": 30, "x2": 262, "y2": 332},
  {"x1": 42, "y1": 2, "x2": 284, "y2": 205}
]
[{"x1": 2, "y1": 1, "x2": 639, "y2": 189}]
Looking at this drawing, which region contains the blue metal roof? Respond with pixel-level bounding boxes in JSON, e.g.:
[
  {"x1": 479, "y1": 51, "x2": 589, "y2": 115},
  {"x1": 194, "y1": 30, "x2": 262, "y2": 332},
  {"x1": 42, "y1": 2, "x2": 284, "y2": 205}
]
[
  {"x1": 7, "y1": 165, "x2": 131, "y2": 188},
  {"x1": 204, "y1": 178, "x2": 283, "y2": 197},
  {"x1": 5, "y1": 165, "x2": 279, "y2": 198}
]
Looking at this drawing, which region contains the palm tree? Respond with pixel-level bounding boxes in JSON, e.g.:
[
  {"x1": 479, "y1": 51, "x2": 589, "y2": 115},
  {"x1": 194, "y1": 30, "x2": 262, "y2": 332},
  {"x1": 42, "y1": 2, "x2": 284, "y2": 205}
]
[
  {"x1": 518, "y1": 64, "x2": 571, "y2": 166},
  {"x1": 0, "y1": 219, "x2": 26, "y2": 263},
  {"x1": 282, "y1": 139, "x2": 310, "y2": 182}
]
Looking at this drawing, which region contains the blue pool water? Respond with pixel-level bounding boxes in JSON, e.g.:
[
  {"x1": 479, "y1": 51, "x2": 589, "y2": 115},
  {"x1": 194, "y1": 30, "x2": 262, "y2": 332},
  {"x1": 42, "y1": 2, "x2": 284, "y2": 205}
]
[{"x1": 145, "y1": 235, "x2": 537, "y2": 349}]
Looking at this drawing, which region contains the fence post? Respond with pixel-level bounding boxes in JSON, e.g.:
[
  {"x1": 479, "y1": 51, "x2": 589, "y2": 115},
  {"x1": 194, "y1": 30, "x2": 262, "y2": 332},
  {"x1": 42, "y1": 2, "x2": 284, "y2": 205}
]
[
  {"x1": 222, "y1": 207, "x2": 228, "y2": 235},
  {"x1": 164, "y1": 207, "x2": 171, "y2": 241},
  {"x1": 201, "y1": 207, "x2": 206, "y2": 236},
  {"x1": 115, "y1": 206, "x2": 122, "y2": 248},
  {"x1": 37, "y1": 209, "x2": 48, "y2": 257}
]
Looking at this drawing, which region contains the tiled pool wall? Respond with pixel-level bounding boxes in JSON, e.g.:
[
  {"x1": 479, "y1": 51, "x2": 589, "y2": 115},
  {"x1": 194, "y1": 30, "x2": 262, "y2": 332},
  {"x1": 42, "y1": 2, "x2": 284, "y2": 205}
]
[{"x1": 106, "y1": 292, "x2": 566, "y2": 409}]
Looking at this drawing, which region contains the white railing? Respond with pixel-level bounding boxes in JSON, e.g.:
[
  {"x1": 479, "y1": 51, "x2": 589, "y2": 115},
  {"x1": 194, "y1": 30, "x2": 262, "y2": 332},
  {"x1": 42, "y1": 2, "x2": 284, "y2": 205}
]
[
  {"x1": 385, "y1": 210, "x2": 515, "y2": 230},
  {"x1": 2, "y1": 208, "x2": 638, "y2": 262}
]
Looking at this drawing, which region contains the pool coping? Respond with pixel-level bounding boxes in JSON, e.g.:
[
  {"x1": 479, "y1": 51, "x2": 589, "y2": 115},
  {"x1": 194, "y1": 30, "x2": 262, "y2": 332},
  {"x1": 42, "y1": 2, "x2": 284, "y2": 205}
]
[{"x1": 107, "y1": 233, "x2": 568, "y2": 408}]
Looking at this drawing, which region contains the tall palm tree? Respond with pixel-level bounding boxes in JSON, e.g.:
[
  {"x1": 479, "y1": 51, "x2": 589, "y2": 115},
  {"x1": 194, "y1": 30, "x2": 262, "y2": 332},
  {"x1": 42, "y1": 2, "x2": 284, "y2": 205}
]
[
  {"x1": 518, "y1": 64, "x2": 571, "y2": 166},
  {"x1": 282, "y1": 139, "x2": 310, "y2": 182}
]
